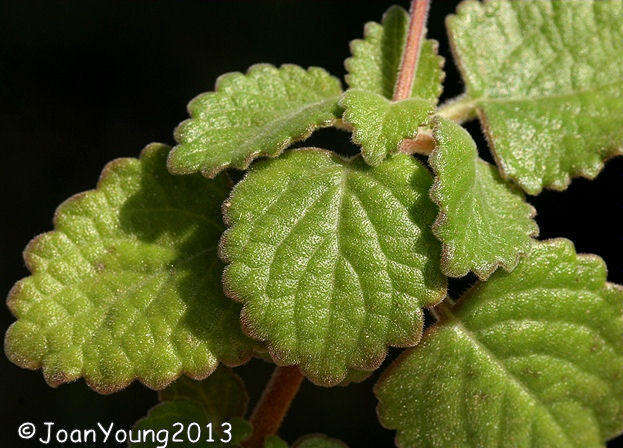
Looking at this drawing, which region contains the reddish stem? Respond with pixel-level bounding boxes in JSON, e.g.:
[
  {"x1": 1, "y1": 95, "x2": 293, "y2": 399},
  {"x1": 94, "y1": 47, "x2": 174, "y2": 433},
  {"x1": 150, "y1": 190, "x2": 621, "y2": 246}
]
[
  {"x1": 392, "y1": 0, "x2": 431, "y2": 101},
  {"x1": 243, "y1": 366, "x2": 304, "y2": 448}
]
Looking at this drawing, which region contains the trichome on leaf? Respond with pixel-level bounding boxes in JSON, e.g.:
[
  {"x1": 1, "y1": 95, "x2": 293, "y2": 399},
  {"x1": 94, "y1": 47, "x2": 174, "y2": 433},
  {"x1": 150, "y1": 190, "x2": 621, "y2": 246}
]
[{"x1": 5, "y1": 1, "x2": 623, "y2": 447}]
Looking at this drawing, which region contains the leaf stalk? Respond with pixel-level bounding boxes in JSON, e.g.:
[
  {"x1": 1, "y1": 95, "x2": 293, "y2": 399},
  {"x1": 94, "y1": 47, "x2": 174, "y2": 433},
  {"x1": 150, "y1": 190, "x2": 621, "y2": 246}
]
[
  {"x1": 437, "y1": 94, "x2": 478, "y2": 123},
  {"x1": 243, "y1": 365, "x2": 304, "y2": 448}
]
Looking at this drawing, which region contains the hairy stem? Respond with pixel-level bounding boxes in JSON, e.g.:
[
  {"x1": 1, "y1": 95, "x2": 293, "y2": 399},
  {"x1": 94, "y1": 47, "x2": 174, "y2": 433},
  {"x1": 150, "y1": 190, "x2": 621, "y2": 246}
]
[
  {"x1": 243, "y1": 366, "x2": 304, "y2": 448},
  {"x1": 393, "y1": 0, "x2": 431, "y2": 101},
  {"x1": 437, "y1": 94, "x2": 478, "y2": 123}
]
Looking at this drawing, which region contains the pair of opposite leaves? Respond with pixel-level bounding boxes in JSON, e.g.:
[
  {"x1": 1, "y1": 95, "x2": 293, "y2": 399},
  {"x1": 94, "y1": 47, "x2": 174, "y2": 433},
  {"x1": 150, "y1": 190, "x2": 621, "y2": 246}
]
[{"x1": 5, "y1": 1, "x2": 623, "y2": 446}]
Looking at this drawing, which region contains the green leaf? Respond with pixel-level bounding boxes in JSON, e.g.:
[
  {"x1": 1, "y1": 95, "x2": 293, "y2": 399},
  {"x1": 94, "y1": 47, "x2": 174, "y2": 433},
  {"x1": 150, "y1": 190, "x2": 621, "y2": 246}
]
[
  {"x1": 293, "y1": 434, "x2": 348, "y2": 448},
  {"x1": 265, "y1": 436, "x2": 290, "y2": 448},
  {"x1": 376, "y1": 239, "x2": 623, "y2": 448},
  {"x1": 168, "y1": 64, "x2": 343, "y2": 178},
  {"x1": 220, "y1": 149, "x2": 446, "y2": 386},
  {"x1": 4, "y1": 144, "x2": 257, "y2": 393},
  {"x1": 337, "y1": 369, "x2": 372, "y2": 387},
  {"x1": 340, "y1": 90, "x2": 433, "y2": 166},
  {"x1": 345, "y1": 5, "x2": 444, "y2": 103},
  {"x1": 132, "y1": 367, "x2": 251, "y2": 447},
  {"x1": 265, "y1": 434, "x2": 348, "y2": 448},
  {"x1": 429, "y1": 117, "x2": 538, "y2": 279},
  {"x1": 447, "y1": 0, "x2": 623, "y2": 194}
]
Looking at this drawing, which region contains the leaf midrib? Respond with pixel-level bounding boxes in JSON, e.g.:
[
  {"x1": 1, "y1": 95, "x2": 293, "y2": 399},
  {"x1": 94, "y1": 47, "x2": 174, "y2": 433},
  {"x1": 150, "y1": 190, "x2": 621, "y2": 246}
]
[
  {"x1": 235, "y1": 95, "x2": 339, "y2": 153},
  {"x1": 192, "y1": 95, "x2": 340, "y2": 164}
]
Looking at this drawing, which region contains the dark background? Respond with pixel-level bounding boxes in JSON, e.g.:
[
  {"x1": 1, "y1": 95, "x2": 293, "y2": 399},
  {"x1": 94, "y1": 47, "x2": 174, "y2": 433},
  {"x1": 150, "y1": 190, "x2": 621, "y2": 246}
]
[{"x1": 1, "y1": 1, "x2": 622, "y2": 446}]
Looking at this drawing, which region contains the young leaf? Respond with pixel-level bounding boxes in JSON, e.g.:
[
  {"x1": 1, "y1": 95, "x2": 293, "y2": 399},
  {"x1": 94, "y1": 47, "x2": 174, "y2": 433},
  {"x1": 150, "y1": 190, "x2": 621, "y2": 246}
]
[
  {"x1": 132, "y1": 367, "x2": 252, "y2": 447},
  {"x1": 4, "y1": 144, "x2": 258, "y2": 393},
  {"x1": 429, "y1": 117, "x2": 538, "y2": 279},
  {"x1": 168, "y1": 64, "x2": 343, "y2": 178},
  {"x1": 340, "y1": 90, "x2": 433, "y2": 166},
  {"x1": 447, "y1": 0, "x2": 623, "y2": 194},
  {"x1": 265, "y1": 434, "x2": 348, "y2": 448},
  {"x1": 345, "y1": 5, "x2": 444, "y2": 103},
  {"x1": 265, "y1": 436, "x2": 290, "y2": 448},
  {"x1": 376, "y1": 239, "x2": 623, "y2": 448},
  {"x1": 220, "y1": 149, "x2": 447, "y2": 386}
]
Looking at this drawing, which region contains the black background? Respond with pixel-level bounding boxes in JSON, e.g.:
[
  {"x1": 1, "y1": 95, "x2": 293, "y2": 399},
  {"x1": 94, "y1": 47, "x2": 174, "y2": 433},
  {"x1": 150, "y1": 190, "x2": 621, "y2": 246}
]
[{"x1": 2, "y1": 1, "x2": 622, "y2": 447}]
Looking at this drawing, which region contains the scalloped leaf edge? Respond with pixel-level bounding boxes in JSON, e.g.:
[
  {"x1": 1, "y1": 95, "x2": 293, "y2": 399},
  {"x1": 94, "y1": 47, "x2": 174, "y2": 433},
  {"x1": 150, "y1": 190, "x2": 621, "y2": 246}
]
[
  {"x1": 4, "y1": 143, "x2": 255, "y2": 394},
  {"x1": 168, "y1": 64, "x2": 343, "y2": 179},
  {"x1": 428, "y1": 117, "x2": 539, "y2": 280},
  {"x1": 218, "y1": 147, "x2": 446, "y2": 386}
]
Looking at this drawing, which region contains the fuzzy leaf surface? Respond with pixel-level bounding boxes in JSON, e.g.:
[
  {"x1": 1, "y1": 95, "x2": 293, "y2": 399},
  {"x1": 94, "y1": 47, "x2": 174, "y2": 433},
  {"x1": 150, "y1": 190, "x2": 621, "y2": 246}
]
[
  {"x1": 132, "y1": 367, "x2": 251, "y2": 447},
  {"x1": 341, "y1": 90, "x2": 433, "y2": 166},
  {"x1": 345, "y1": 5, "x2": 444, "y2": 103},
  {"x1": 5, "y1": 144, "x2": 256, "y2": 393},
  {"x1": 169, "y1": 64, "x2": 343, "y2": 178},
  {"x1": 448, "y1": 0, "x2": 623, "y2": 194},
  {"x1": 376, "y1": 239, "x2": 623, "y2": 448},
  {"x1": 430, "y1": 117, "x2": 538, "y2": 279},
  {"x1": 220, "y1": 149, "x2": 446, "y2": 385},
  {"x1": 337, "y1": 368, "x2": 372, "y2": 387}
]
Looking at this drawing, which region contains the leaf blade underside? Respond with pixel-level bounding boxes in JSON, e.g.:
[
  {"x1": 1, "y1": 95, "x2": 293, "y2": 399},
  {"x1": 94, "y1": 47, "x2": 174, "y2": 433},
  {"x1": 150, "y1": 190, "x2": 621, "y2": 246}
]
[
  {"x1": 169, "y1": 64, "x2": 343, "y2": 178},
  {"x1": 5, "y1": 144, "x2": 258, "y2": 393},
  {"x1": 220, "y1": 148, "x2": 447, "y2": 386},
  {"x1": 429, "y1": 117, "x2": 538, "y2": 279},
  {"x1": 376, "y1": 239, "x2": 623, "y2": 448},
  {"x1": 447, "y1": 0, "x2": 623, "y2": 194}
]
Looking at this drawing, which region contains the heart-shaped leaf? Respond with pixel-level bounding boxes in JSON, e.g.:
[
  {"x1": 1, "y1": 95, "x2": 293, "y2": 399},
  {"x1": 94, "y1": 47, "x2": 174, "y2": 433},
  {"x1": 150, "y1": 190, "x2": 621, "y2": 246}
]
[
  {"x1": 376, "y1": 239, "x2": 623, "y2": 447},
  {"x1": 429, "y1": 117, "x2": 538, "y2": 279},
  {"x1": 169, "y1": 64, "x2": 343, "y2": 178},
  {"x1": 5, "y1": 144, "x2": 257, "y2": 393},
  {"x1": 340, "y1": 90, "x2": 433, "y2": 166},
  {"x1": 220, "y1": 149, "x2": 446, "y2": 385},
  {"x1": 448, "y1": 0, "x2": 623, "y2": 194},
  {"x1": 132, "y1": 367, "x2": 251, "y2": 447},
  {"x1": 345, "y1": 5, "x2": 444, "y2": 103}
]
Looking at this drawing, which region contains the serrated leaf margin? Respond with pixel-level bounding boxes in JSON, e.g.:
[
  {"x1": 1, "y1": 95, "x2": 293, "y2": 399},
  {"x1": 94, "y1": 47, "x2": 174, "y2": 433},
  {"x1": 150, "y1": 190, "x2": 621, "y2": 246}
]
[
  {"x1": 168, "y1": 64, "x2": 343, "y2": 179},
  {"x1": 4, "y1": 143, "x2": 255, "y2": 394},
  {"x1": 218, "y1": 147, "x2": 447, "y2": 386},
  {"x1": 445, "y1": 0, "x2": 623, "y2": 195},
  {"x1": 428, "y1": 117, "x2": 538, "y2": 280}
]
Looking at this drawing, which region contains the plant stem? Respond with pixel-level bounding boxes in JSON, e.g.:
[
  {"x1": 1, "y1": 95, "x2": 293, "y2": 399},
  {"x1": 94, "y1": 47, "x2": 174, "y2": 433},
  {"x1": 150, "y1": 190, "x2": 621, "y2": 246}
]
[
  {"x1": 434, "y1": 300, "x2": 455, "y2": 321},
  {"x1": 437, "y1": 94, "x2": 478, "y2": 123},
  {"x1": 243, "y1": 365, "x2": 304, "y2": 448},
  {"x1": 393, "y1": 0, "x2": 431, "y2": 101},
  {"x1": 399, "y1": 128, "x2": 435, "y2": 155},
  {"x1": 400, "y1": 93, "x2": 478, "y2": 155}
]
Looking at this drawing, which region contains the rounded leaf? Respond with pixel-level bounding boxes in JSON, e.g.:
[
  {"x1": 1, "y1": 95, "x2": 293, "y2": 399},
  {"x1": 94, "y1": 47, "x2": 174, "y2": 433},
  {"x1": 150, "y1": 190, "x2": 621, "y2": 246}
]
[
  {"x1": 220, "y1": 149, "x2": 446, "y2": 385},
  {"x1": 5, "y1": 144, "x2": 258, "y2": 393},
  {"x1": 376, "y1": 239, "x2": 623, "y2": 447}
]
